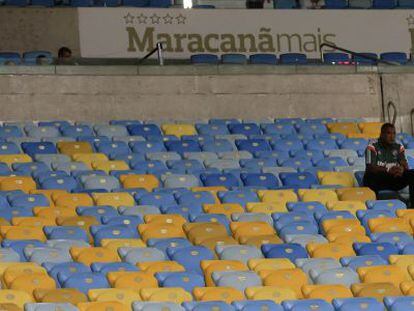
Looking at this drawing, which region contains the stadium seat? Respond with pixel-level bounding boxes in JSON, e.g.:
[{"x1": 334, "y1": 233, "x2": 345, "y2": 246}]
[
  {"x1": 249, "y1": 54, "x2": 277, "y2": 64},
  {"x1": 279, "y1": 53, "x2": 307, "y2": 64},
  {"x1": 221, "y1": 54, "x2": 247, "y2": 64},
  {"x1": 191, "y1": 54, "x2": 219, "y2": 64}
]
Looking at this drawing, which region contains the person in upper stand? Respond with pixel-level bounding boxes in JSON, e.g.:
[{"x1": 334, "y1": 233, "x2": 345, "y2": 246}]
[
  {"x1": 57, "y1": 46, "x2": 75, "y2": 65},
  {"x1": 364, "y1": 122, "x2": 414, "y2": 208}
]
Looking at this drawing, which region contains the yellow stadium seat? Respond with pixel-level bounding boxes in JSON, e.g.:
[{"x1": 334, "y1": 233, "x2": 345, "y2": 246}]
[
  {"x1": 322, "y1": 219, "x2": 366, "y2": 236},
  {"x1": 11, "y1": 217, "x2": 55, "y2": 227},
  {"x1": 0, "y1": 154, "x2": 32, "y2": 167},
  {"x1": 368, "y1": 217, "x2": 412, "y2": 234},
  {"x1": 140, "y1": 287, "x2": 192, "y2": 303},
  {"x1": 389, "y1": 255, "x2": 414, "y2": 273},
  {"x1": 317, "y1": 172, "x2": 355, "y2": 188},
  {"x1": 77, "y1": 301, "x2": 128, "y2": 311},
  {"x1": 260, "y1": 268, "x2": 308, "y2": 298},
  {"x1": 143, "y1": 214, "x2": 187, "y2": 226},
  {"x1": 245, "y1": 202, "x2": 287, "y2": 214},
  {"x1": 161, "y1": 124, "x2": 197, "y2": 137},
  {"x1": 138, "y1": 223, "x2": 186, "y2": 242},
  {"x1": 298, "y1": 189, "x2": 338, "y2": 204},
  {"x1": 72, "y1": 153, "x2": 108, "y2": 169},
  {"x1": 183, "y1": 222, "x2": 228, "y2": 244},
  {"x1": 0, "y1": 303, "x2": 22, "y2": 311},
  {"x1": 302, "y1": 284, "x2": 353, "y2": 302},
  {"x1": 203, "y1": 203, "x2": 244, "y2": 218},
  {"x1": 327, "y1": 233, "x2": 371, "y2": 244},
  {"x1": 248, "y1": 258, "x2": 295, "y2": 272},
  {"x1": 2, "y1": 263, "x2": 46, "y2": 287},
  {"x1": 326, "y1": 122, "x2": 360, "y2": 136},
  {"x1": 193, "y1": 287, "x2": 244, "y2": 303},
  {"x1": 53, "y1": 193, "x2": 94, "y2": 209},
  {"x1": 239, "y1": 235, "x2": 283, "y2": 247},
  {"x1": 358, "y1": 122, "x2": 383, "y2": 136},
  {"x1": 0, "y1": 290, "x2": 33, "y2": 308},
  {"x1": 120, "y1": 174, "x2": 159, "y2": 191},
  {"x1": 137, "y1": 261, "x2": 185, "y2": 274},
  {"x1": 197, "y1": 236, "x2": 239, "y2": 251},
  {"x1": 257, "y1": 190, "x2": 298, "y2": 204},
  {"x1": 336, "y1": 187, "x2": 376, "y2": 202},
  {"x1": 245, "y1": 286, "x2": 296, "y2": 303},
  {"x1": 34, "y1": 288, "x2": 87, "y2": 303},
  {"x1": 101, "y1": 238, "x2": 145, "y2": 251},
  {"x1": 357, "y1": 265, "x2": 409, "y2": 287},
  {"x1": 326, "y1": 200, "x2": 366, "y2": 215},
  {"x1": 56, "y1": 215, "x2": 99, "y2": 228},
  {"x1": 307, "y1": 242, "x2": 356, "y2": 260},
  {"x1": 70, "y1": 247, "x2": 120, "y2": 265},
  {"x1": 201, "y1": 260, "x2": 248, "y2": 287},
  {"x1": 57, "y1": 141, "x2": 93, "y2": 156},
  {"x1": 0, "y1": 218, "x2": 10, "y2": 226},
  {"x1": 400, "y1": 281, "x2": 414, "y2": 295},
  {"x1": 407, "y1": 264, "x2": 414, "y2": 280},
  {"x1": 88, "y1": 288, "x2": 141, "y2": 304},
  {"x1": 351, "y1": 282, "x2": 402, "y2": 300},
  {"x1": 91, "y1": 160, "x2": 129, "y2": 173},
  {"x1": 347, "y1": 132, "x2": 378, "y2": 139},
  {"x1": 107, "y1": 271, "x2": 157, "y2": 290},
  {"x1": 8, "y1": 274, "x2": 56, "y2": 295},
  {"x1": 230, "y1": 222, "x2": 275, "y2": 241},
  {"x1": 0, "y1": 226, "x2": 46, "y2": 241},
  {"x1": 396, "y1": 209, "x2": 414, "y2": 221},
  {"x1": 33, "y1": 207, "x2": 77, "y2": 221},
  {"x1": 0, "y1": 176, "x2": 36, "y2": 192},
  {"x1": 93, "y1": 192, "x2": 135, "y2": 207}
]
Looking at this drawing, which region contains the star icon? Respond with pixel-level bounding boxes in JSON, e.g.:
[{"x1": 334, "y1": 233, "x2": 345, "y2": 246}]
[
  {"x1": 136, "y1": 13, "x2": 148, "y2": 24},
  {"x1": 176, "y1": 14, "x2": 186, "y2": 24},
  {"x1": 163, "y1": 13, "x2": 174, "y2": 24},
  {"x1": 150, "y1": 13, "x2": 161, "y2": 24},
  {"x1": 123, "y1": 13, "x2": 135, "y2": 24},
  {"x1": 407, "y1": 14, "x2": 414, "y2": 27}
]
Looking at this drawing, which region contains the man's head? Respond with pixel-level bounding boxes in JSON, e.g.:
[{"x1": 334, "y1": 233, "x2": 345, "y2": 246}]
[
  {"x1": 58, "y1": 47, "x2": 72, "y2": 60},
  {"x1": 380, "y1": 123, "x2": 396, "y2": 145}
]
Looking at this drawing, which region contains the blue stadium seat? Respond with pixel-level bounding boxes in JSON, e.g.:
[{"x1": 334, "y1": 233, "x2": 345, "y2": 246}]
[
  {"x1": 2, "y1": 240, "x2": 45, "y2": 260},
  {"x1": 372, "y1": 0, "x2": 396, "y2": 8},
  {"x1": 279, "y1": 53, "x2": 307, "y2": 64},
  {"x1": 279, "y1": 172, "x2": 318, "y2": 188},
  {"x1": 156, "y1": 271, "x2": 205, "y2": 292},
  {"x1": 191, "y1": 54, "x2": 219, "y2": 64},
  {"x1": 122, "y1": 0, "x2": 148, "y2": 6},
  {"x1": 148, "y1": 0, "x2": 170, "y2": 7},
  {"x1": 229, "y1": 123, "x2": 261, "y2": 136},
  {"x1": 90, "y1": 225, "x2": 139, "y2": 246},
  {"x1": 262, "y1": 243, "x2": 308, "y2": 261},
  {"x1": 340, "y1": 255, "x2": 388, "y2": 270},
  {"x1": 274, "y1": 0, "x2": 298, "y2": 8},
  {"x1": 147, "y1": 238, "x2": 192, "y2": 255},
  {"x1": 12, "y1": 162, "x2": 50, "y2": 175},
  {"x1": 384, "y1": 296, "x2": 414, "y2": 311},
  {"x1": 271, "y1": 138, "x2": 303, "y2": 153},
  {"x1": 249, "y1": 54, "x2": 277, "y2": 65},
  {"x1": 165, "y1": 140, "x2": 201, "y2": 154},
  {"x1": 0, "y1": 142, "x2": 20, "y2": 154},
  {"x1": 196, "y1": 123, "x2": 229, "y2": 136},
  {"x1": 236, "y1": 139, "x2": 271, "y2": 153},
  {"x1": 0, "y1": 52, "x2": 21, "y2": 65},
  {"x1": 167, "y1": 246, "x2": 214, "y2": 274},
  {"x1": 398, "y1": 0, "x2": 414, "y2": 7},
  {"x1": 45, "y1": 262, "x2": 91, "y2": 283},
  {"x1": 91, "y1": 262, "x2": 138, "y2": 274},
  {"x1": 232, "y1": 300, "x2": 283, "y2": 311},
  {"x1": 353, "y1": 53, "x2": 378, "y2": 65},
  {"x1": 277, "y1": 221, "x2": 319, "y2": 239},
  {"x1": 183, "y1": 301, "x2": 234, "y2": 311},
  {"x1": 119, "y1": 247, "x2": 166, "y2": 264},
  {"x1": 324, "y1": 0, "x2": 348, "y2": 9},
  {"x1": 353, "y1": 242, "x2": 399, "y2": 260},
  {"x1": 9, "y1": 193, "x2": 49, "y2": 208},
  {"x1": 21, "y1": 142, "x2": 57, "y2": 157},
  {"x1": 380, "y1": 52, "x2": 408, "y2": 64},
  {"x1": 41, "y1": 176, "x2": 79, "y2": 192},
  {"x1": 333, "y1": 297, "x2": 385, "y2": 311},
  {"x1": 218, "y1": 189, "x2": 259, "y2": 206},
  {"x1": 127, "y1": 124, "x2": 161, "y2": 137},
  {"x1": 279, "y1": 158, "x2": 313, "y2": 171},
  {"x1": 305, "y1": 138, "x2": 338, "y2": 151},
  {"x1": 201, "y1": 139, "x2": 235, "y2": 152},
  {"x1": 283, "y1": 299, "x2": 334, "y2": 311},
  {"x1": 62, "y1": 272, "x2": 109, "y2": 293},
  {"x1": 291, "y1": 149, "x2": 325, "y2": 163},
  {"x1": 23, "y1": 51, "x2": 53, "y2": 63},
  {"x1": 200, "y1": 173, "x2": 240, "y2": 188},
  {"x1": 240, "y1": 173, "x2": 279, "y2": 189},
  {"x1": 95, "y1": 141, "x2": 130, "y2": 158},
  {"x1": 44, "y1": 226, "x2": 89, "y2": 242},
  {"x1": 221, "y1": 53, "x2": 247, "y2": 64}
]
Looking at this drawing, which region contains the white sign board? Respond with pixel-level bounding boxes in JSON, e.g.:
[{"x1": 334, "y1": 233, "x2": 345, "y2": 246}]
[{"x1": 78, "y1": 8, "x2": 414, "y2": 59}]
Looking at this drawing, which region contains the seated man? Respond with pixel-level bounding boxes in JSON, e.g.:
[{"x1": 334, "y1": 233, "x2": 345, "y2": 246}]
[{"x1": 364, "y1": 123, "x2": 414, "y2": 208}]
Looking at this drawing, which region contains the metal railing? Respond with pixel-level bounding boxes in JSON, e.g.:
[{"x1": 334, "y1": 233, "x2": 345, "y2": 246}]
[
  {"x1": 387, "y1": 101, "x2": 397, "y2": 125},
  {"x1": 139, "y1": 42, "x2": 164, "y2": 66},
  {"x1": 319, "y1": 43, "x2": 399, "y2": 66}
]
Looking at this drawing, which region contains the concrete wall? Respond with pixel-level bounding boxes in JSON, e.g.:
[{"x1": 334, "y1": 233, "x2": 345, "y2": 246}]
[
  {"x1": 0, "y1": 70, "x2": 382, "y2": 122},
  {"x1": 0, "y1": 8, "x2": 79, "y2": 57}
]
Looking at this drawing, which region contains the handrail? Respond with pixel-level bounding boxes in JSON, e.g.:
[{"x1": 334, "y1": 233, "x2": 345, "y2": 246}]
[
  {"x1": 387, "y1": 101, "x2": 397, "y2": 125},
  {"x1": 410, "y1": 108, "x2": 414, "y2": 135},
  {"x1": 319, "y1": 43, "x2": 398, "y2": 66},
  {"x1": 139, "y1": 42, "x2": 164, "y2": 66}
]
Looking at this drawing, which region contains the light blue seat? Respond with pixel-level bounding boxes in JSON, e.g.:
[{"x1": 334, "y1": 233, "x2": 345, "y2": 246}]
[
  {"x1": 25, "y1": 303, "x2": 79, "y2": 311},
  {"x1": 0, "y1": 142, "x2": 20, "y2": 155},
  {"x1": 296, "y1": 258, "x2": 341, "y2": 276},
  {"x1": 333, "y1": 297, "x2": 385, "y2": 311},
  {"x1": 147, "y1": 238, "x2": 192, "y2": 255},
  {"x1": 216, "y1": 245, "x2": 263, "y2": 264},
  {"x1": 176, "y1": 191, "x2": 216, "y2": 208},
  {"x1": 25, "y1": 126, "x2": 60, "y2": 138},
  {"x1": 60, "y1": 125, "x2": 94, "y2": 137},
  {"x1": 91, "y1": 262, "x2": 138, "y2": 274},
  {"x1": 286, "y1": 201, "x2": 327, "y2": 216},
  {"x1": 212, "y1": 271, "x2": 261, "y2": 292},
  {"x1": 95, "y1": 141, "x2": 130, "y2": 158},
  {"x1": 82, "y1": 175, "x2": 120, "y2": 191},
  {"x1": 118, "y1": 247, "x2": 166, "y2": 264},
  {"x1": 218, "y1": 151, "x2": 253, "y2": 161},
  {"x1": 277, "y1": 221, "x2": 319, "y2": 240},
  {"x1": 340, "y1": 255, "x2": 387, "y2": 270},
  {"x1": 283, "y1": 234, "x2": 328, "y2": 247},
  {"x1": 0, "y1": 52, "x2": 21, "y2": 65},
  {"x1": 119, "y1": 205, "x2": 160, "y2": 216},
  {"x1": 282, "y1": 299, "x2": 334, "y2": 311},
  {"x1": 232, "y1": 212, "x2": 273, "y2": 225},
  {"x1": 183, "y1": 152, "x2": 218, "y2": 162},
  {"x1": 0, "y1": 248, "x2": 21, "y2": 262},
  {"x1": 162, "y1": 174, "x2": 200, "y2": 188},
  {"x1": 384, "y1": 296, "x2": 414, "y2": 311},
  {"x1": 279, "y1": 158, "x2": 313, "y2": 171},
  {"x1": 156, "y1": 271, "x2": 205, "y2": 293},
  {"x1": 232, "y1": 300, "x2": 283, "y2": 311},
  {"x1": 34, "y1": 154, "x2": 71, "y2": 169},
  {"x1": 94, "y1": 125, "x2": 128, "y2": 138},
  {"x1": 366, "y1": 199, "x2": 406, "y2": 211},
  {"x1": 310, "y1": 267, "x2": 359, "y2": 286},
  {"x1": 221, "y1": 53, "x2": 247, "y2": 64},
  {"x1": 46, "y1": 239, "x2": 90, "y2": 251},
  {"x1": 45, "y1": 262, "x2": 90, "y2": 284},
  {"x1": 291, "y1": 150, "x2": 325, "y2": 163},
  {"x1": 370, "y1": 232, "x2": 413, "y2": 245},
  {"x1": 0, "y1": 126, "x2": 24, "y2": 138},
  {"x1": 273, "y1": 212, "x2": 316, "y2": 228},
  {"x1": 132, "y1": 302, "x2": 184, "y2": 311},
  {"x1": 52, "y1": 161, "x2": 89, "y2": 173},
  {"x1": 201, "y1": 139, "x2": 235, "y2": 152},
  {"x1": 26, "y1": 247, "x2": 71, "y2": 264},
  {"x1": 218, "y1": 190, "x2": 259, "y2": 206},
  {"x1": 23, "y1": 51, "x2": 53, "y2": 64}
]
